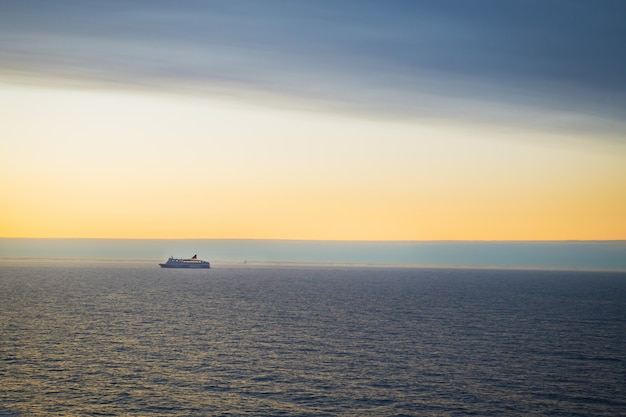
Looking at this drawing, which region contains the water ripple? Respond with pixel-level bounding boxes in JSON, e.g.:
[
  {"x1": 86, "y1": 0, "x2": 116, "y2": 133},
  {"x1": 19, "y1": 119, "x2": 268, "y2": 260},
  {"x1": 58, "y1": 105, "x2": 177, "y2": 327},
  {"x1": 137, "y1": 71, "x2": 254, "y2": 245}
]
[{"x1": 1, "y1": 263, "x2": 624, "y2": 416}]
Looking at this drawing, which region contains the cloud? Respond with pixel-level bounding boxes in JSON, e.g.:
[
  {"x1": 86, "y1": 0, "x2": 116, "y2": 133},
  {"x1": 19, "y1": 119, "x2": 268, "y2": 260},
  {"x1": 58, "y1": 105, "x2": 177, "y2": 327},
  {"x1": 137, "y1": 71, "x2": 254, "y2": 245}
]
[{"x1": 1, "y1": 0, "x2": 625, "y2": 137}]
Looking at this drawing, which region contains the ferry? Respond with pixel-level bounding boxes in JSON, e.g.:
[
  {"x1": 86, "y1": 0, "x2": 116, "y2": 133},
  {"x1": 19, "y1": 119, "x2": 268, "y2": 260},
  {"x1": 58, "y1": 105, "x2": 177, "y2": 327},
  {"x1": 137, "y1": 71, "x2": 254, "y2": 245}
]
[{"x1": 159, "y1": 255, "x2": 211, "y2": 269}]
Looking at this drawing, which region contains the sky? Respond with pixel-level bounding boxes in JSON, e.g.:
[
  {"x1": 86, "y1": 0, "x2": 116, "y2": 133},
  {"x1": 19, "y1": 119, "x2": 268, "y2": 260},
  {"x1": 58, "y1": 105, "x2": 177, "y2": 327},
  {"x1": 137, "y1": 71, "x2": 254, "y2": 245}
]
[{"x1": 1, "y1": 0, "x2": 625, "y2": 240}]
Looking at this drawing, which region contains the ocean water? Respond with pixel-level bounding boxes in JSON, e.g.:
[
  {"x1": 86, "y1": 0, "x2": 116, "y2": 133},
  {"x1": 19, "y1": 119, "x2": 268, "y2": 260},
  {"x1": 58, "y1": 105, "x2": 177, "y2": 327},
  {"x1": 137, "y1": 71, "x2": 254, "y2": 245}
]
[
  {"x1": 2, "y1": 239, "x2": 626, "y2": 271},
  {"x1": 1, "y1": 261, "x2": 625, "y2": 416}
]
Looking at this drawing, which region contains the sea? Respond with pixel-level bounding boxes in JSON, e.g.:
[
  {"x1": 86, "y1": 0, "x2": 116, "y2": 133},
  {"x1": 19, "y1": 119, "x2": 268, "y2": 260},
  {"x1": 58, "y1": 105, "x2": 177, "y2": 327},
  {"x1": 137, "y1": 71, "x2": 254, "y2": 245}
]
[{"x1": 1, "y1": 260, "x2": 625, "y2": 416}]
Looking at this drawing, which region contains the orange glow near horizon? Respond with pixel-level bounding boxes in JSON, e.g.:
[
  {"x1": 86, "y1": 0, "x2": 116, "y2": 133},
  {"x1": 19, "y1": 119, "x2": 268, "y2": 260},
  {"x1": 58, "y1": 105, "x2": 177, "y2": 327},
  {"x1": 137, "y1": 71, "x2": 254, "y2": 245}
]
[{"x1": 1, "y1": 83, "x2": 625, "y2": 240}]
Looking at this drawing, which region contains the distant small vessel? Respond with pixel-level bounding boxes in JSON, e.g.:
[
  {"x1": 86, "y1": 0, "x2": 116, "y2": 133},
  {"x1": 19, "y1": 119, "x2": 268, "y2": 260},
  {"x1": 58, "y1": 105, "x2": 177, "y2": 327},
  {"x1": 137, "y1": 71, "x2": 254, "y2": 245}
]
[{"x1": 159, "y1": 255, "x2": 211, "y2": 269}]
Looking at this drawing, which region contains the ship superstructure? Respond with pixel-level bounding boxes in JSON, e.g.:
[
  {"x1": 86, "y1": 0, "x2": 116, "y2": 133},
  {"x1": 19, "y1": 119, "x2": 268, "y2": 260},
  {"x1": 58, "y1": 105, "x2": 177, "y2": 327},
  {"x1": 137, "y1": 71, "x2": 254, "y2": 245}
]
[{"x1": 159, "y1": 255, "x2": 211, "y2": 269}]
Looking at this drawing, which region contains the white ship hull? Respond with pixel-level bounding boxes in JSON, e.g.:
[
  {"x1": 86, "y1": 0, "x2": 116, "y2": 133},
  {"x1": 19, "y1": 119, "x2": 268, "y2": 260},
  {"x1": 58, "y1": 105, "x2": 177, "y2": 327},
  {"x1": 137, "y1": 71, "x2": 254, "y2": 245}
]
[{"x1": 159, "y1": 256, "x2": 210, "y2": 269}]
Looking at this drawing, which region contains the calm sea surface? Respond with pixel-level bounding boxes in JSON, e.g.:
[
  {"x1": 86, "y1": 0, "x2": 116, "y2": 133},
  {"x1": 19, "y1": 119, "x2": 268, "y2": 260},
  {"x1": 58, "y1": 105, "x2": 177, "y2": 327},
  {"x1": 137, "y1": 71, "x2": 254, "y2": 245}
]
[{"x1": 1, "y1": 261, "x2": 625, "y2": 416}]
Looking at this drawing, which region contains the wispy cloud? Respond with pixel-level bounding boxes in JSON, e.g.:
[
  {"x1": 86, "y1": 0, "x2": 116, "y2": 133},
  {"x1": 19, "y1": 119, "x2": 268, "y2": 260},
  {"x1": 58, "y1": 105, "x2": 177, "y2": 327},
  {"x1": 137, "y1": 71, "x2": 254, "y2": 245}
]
[{"x1": 1, "y1": 0, "x2": 625, "y2": 136}]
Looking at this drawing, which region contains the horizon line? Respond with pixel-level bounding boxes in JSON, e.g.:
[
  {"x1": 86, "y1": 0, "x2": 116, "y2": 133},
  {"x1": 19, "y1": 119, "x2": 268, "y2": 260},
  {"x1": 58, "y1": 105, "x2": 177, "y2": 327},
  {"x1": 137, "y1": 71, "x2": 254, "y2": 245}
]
[{"x1": 1, "y1": 237, "x2": 625, "y2": 243}]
